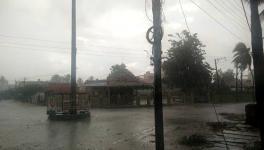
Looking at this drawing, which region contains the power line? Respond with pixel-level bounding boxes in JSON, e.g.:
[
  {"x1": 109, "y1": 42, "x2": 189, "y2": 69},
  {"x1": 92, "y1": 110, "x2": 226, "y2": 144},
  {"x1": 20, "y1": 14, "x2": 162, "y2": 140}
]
[
  {"x1": 0, "y1": 39, "x2": 146, "y2": 56},
  {"x1": 0, "y1": 40, "x2": 68, "y2": 50},
  {"x1": 240, "y1": 0, "x2": 251, "y2": 31},
  {"x1": 78, "y1": 44, "x2": 145, "y2": 54},
  {"x1": 0, "y1": 33, "x2": 68, "y2": 44},
  {"x1": 217, "y1": 0, "x2": 245, "y2": 21},
  {"x1": 212, "y1": 0, "x2": 248, "y2": 29},
  {"x1": 212, "y1": 0, "x2": 250, "y2": 35},
  {"x1": 213, "y1": 57, "x2": 229, "y2": 150},
  {"x1": 161, "y1": 0, "x2": 167, "y2": 22},
  {"x1": 145, "y1": 0, "x2": 153, "y2": 22},
  {"x1": 0, "y1": 44, "x2": 147, "y2": 59},
  {"x1": 189, "y1": 0, "x2": 244, "y2": 42},
  {"x1": 0, "y1": 33, "x2": 147, "y2": 54},
  {"x1": 204, "y1": 0, "x2": 249, "y2": 33},
  {"x1": 229, "y1": 0, "x2": 244, "y2": 13},
  {"x1": 179, "y1": 0, "x2": 191, "y2": 32},
  {"x1": 233, "y1": 0, "x2": 243, "y2": 9},
  {"x1": 211, "y1": 101, "x2": 229, "y2": 150}
]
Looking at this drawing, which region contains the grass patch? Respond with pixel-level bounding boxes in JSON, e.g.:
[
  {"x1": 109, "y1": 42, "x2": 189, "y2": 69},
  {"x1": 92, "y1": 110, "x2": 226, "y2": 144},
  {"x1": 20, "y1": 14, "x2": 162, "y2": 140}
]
[{"x1": 179, "y1": 134, "x2": 208, "y2": 147}]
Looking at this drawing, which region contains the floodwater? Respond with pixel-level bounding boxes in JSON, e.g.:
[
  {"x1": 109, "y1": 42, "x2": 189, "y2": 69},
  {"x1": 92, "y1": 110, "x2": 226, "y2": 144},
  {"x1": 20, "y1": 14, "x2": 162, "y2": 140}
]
[{"x1": 0, "y1": 100, "x2": 247, "y2": 150}]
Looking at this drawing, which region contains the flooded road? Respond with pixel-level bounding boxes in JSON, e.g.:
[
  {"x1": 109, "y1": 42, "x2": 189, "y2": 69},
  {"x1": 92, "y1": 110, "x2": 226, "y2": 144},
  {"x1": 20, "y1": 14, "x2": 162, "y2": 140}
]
[{"x1": 0, "y1": 100, "x2": 247, "y2": 150}]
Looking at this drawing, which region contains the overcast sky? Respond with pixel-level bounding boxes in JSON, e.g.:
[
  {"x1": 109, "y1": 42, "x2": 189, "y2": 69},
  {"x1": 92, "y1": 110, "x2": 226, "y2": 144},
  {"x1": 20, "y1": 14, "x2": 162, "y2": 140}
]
[{"x1": 0, "y1": 0, "x2": 252, "y2": 83}]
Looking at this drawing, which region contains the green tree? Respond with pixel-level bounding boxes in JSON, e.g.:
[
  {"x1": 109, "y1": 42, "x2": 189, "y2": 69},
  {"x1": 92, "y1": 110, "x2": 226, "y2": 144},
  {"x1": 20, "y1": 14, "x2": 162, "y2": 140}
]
[
  {"x1": 50, "y1": 74, "x2": 71, "y2": 83},
  {"x1": 232, "y1": 42, "x2": 252, "y2": 91},
  {"x1": 50, "y1": 74, "x2": 62, "y2": 83},
  {"x1": 1, "y1": 85, "x2": 44, "y2": 101},
  {"x1": 107, "y1": 63, "x2": 138, "y2": 84},
  {"x1": 88, "y1": 76, "x2": 94, "y2": 81},
  {"x1": 77, "y1": 78, "x2": 84, "y2": 86},
  {"x1": 163, "y1": 30, "x2": 212, "y2": 94},
  {"x1": 222, "y1": 69, "x2": 235, "y2": 86},
  {"x1": 63, "y1": 74, "x2": 71, "y2": 83},
  {"x1": 213, "y1": 69, "x2": 235, "y2": 90}
]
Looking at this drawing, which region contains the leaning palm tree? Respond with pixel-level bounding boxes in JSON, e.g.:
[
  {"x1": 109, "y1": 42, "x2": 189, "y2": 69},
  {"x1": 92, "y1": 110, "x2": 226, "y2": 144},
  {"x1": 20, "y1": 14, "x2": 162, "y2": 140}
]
[
  {"x1": 245, "y1": 0, "x2": 264, "y2": 147},
  {"x1": 232, "y1": 42, "x2": 253, "y2": 92}
]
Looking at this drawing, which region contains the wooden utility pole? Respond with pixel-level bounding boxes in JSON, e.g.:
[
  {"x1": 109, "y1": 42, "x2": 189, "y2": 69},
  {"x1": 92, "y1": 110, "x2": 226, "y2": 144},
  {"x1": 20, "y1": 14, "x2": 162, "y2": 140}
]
[
  {"x1": 214, "y1": 57, "x2": 226, "y2": 89},
  {"x1": 214, "y1": 59, "x2": 219, "y2": 89},
  {"x1": 71, "y1": 0, "x2": 77, "y2": 114},
  {"x1": 250, "y1": 0, "x2": 264, "y2": 146},
  {"x1": 152, "y1": 0, "x2": 164, "y2": 149}
]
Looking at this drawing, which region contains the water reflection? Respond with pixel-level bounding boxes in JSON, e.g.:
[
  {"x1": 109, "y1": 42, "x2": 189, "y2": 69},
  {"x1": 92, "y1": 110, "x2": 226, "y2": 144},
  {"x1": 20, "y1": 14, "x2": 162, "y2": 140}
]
[
  {"x1": 46, "y1": 118, "x2": 90, "y2": 150},
  {"x1": 0, "y1": 100, "x2": 248, "y2": 150}
]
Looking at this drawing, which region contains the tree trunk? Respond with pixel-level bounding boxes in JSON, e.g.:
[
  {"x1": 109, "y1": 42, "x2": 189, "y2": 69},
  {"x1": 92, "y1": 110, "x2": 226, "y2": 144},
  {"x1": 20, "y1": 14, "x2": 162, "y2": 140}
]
[{"x1": 250, "y1": 0, "x2": 264, "y2": 147}]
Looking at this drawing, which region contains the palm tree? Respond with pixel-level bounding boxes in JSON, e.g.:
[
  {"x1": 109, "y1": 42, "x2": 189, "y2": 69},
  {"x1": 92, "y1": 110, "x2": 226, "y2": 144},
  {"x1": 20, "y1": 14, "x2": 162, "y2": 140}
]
[
  {"x1": 232, "y1": 42, "x2": 253, "y2": 92},
  {"x1": 245, "y1": 0, "x2": 264, "y2": 147}
]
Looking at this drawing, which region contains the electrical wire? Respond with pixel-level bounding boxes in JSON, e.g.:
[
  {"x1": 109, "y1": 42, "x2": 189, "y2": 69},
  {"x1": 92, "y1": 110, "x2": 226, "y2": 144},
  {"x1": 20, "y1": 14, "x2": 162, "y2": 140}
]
[
  {"x1": 145, "y1": 0, "x2": 153, "y2": 22},
  {"x1": 0, "y1": 44, "x2": 146, "y2": 59},
  {"x1": 229, "y1": 0, "x2": 244, "y2": 13},
  {"x1": 0, "y1": 34, "x2": 146, "y2": 55},
  {"x1": 212, "y1": 0, "x2": 250, "y2": 36},
  {"x1": 212, "y1": 58, "x2": 229, "y2": 150},
  {"x1": 189, "y1": 0, "x2": 244, "y2": 42},
  {"x1": 240, "y1": 0, "x2": 251, "y2": 31},
  {"x1": 212, "y1": 0, "x2": 248, "y2": 29},
  {"x1": 233, "y1": 0, "x2": 243, "y2": 9},
  {"x1": 0, "y1": 33, "x2": 67, "y2": 44},
  {"x1": 217, "y1": 0, "x2": 245, "y2": 21},
  {"x1": 161, "y1": 0, "x2": 167, "y2": 23},
  {"x1": 0, "y1": 37, "x2": 146, "y2": 55},
  {"x1": 205, "y1": 0, "x2": 249, "y2": 33},
  {"x1": 179, "y1": 0, "x2": 191, "y2": 33},
  {"x1": 211, "y1": 100, "x2": 229, "y2": 150}
]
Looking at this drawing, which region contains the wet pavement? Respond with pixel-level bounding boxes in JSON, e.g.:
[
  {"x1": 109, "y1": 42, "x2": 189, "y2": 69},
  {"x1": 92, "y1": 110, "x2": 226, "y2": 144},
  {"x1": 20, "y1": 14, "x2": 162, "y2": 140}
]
[{"x1": 0, "y1": 100, "x2": 249, "y2": 150}]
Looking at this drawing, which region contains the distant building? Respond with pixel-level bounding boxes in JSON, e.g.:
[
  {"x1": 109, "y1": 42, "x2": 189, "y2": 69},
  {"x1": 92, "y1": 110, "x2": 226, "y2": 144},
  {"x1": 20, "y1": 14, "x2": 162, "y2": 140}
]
[
  {"x1": 0, "y1": 76, "x2": 8, "y2": 91},
  {"x1": 15, "y1": 79, "x2": 49, "y2": 88},
  {"x1": 82, "y1": 78, "x2": 153, "y2": 107},
  {"x1": 137, "y1": 71, "x2": 154, "y2": 85},
  {"x1": 30, "y1": 92, "x2": 45, "y2": 105},
  {"x1": 30, "y1": 83, "x2": 85, "y2": 106}
]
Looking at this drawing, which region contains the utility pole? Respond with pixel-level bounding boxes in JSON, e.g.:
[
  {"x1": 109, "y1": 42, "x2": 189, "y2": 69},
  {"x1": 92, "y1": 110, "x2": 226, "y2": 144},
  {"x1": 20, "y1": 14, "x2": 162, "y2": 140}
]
[
  {"x1": 214, "y1": 59, "x2": 220, "y2": 89},
  {"x1": 250, "y1": 0, "x2": 264, "y2": 146},
  {"x1": 70, "y1": 0, "x2": 77, "y2": 114},
  {"x1": 152, "y1": 0, "x2": 164, "y2": 149},
  {"x1": 214, "y1": 57, "x2": 226, "y2": 89}
]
